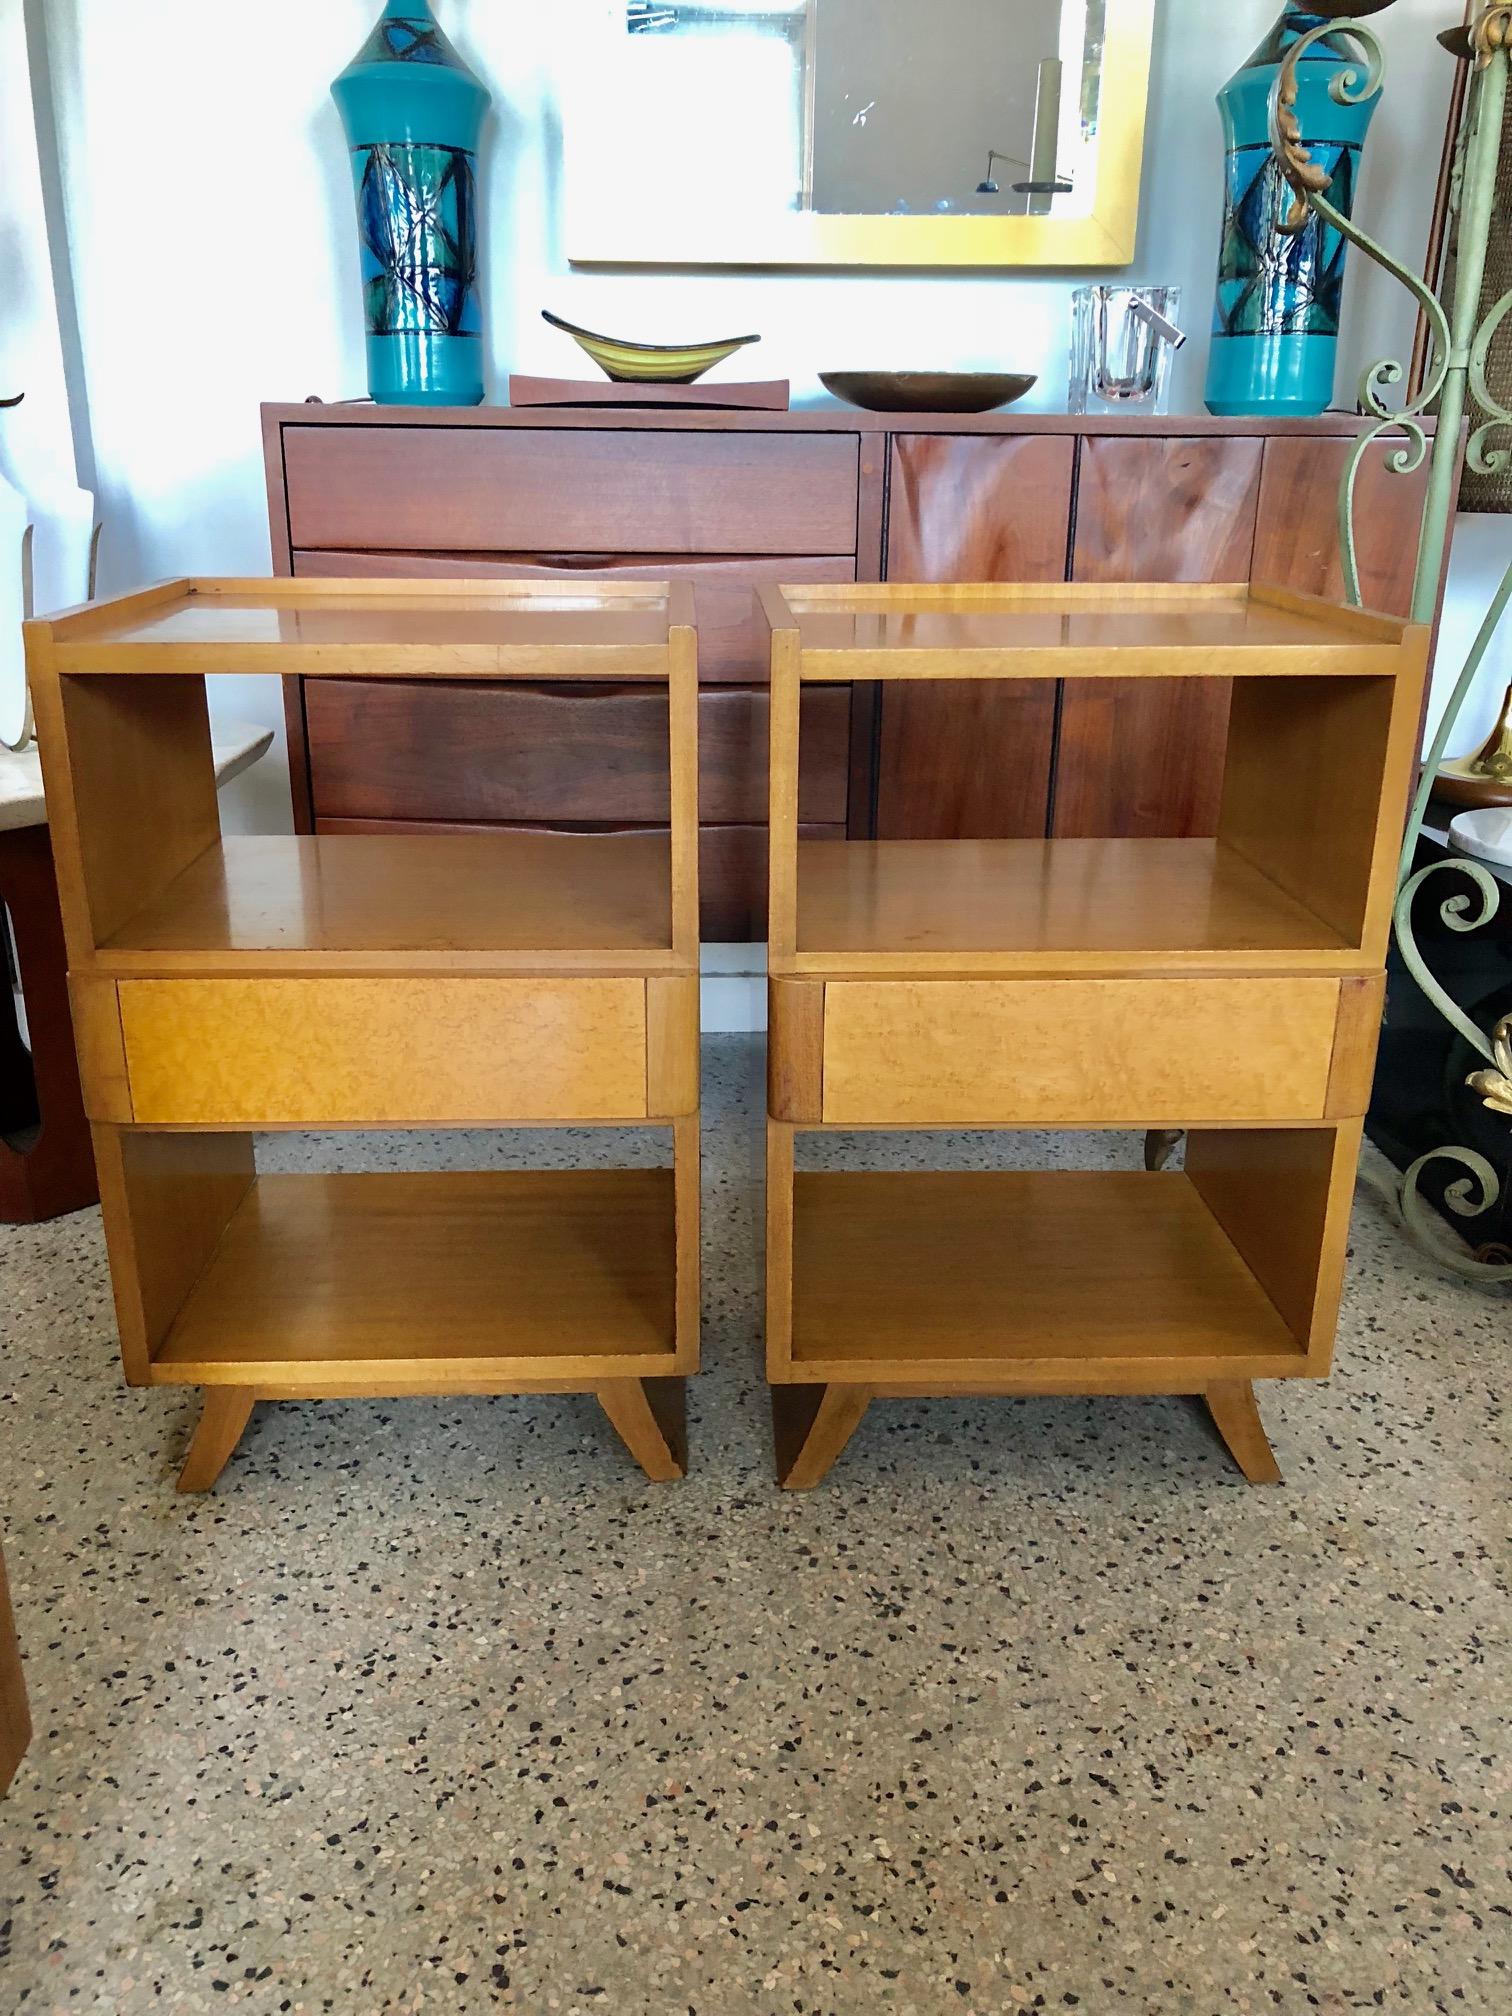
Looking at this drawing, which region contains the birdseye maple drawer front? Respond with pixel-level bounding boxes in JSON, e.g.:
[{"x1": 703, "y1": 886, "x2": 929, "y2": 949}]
[
  {"x1": 283, "y1": 426, "x2": 861, "y2": 555},
  {"x1": 116, "y1": 978, "x2": 652, "y2": 1127},
  {"x1": 306, "y1": 679, "x2": 851, "y2": 826},
  {"x1": 820, "y1": 977, "x2": 1345, "y2": 1127}
]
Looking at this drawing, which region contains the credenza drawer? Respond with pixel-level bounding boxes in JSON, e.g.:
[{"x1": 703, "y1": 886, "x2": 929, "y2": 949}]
[
  {"x1": 284, "y1": 426, "x2": 861, "y2": 555},
  {"x1": 820, "y1": 977, "x2": 1348, "y2": 1127},
  {"x1": 292, "y1": 551, "x2": 858, "y2": 685},
  {"x1": 115, "y1": 977, "x2": 653, "y2": 1126},
  {"x1": 306, "y1": 680, "x2": 851, "y2": 825}
]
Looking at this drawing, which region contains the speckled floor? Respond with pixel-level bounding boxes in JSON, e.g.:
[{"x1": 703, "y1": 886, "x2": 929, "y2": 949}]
[{"x1": 0, "y1": 1037, "x2": 1507, "y2": 2014}]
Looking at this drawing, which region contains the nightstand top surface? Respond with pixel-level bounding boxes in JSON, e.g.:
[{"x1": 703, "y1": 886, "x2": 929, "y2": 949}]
[
  {"x1": 768, "y1": 582, "x2": 1421, "y2": 680},
  {"x1": 30, "y1": 578, "x2": 684, "y2": 679}
]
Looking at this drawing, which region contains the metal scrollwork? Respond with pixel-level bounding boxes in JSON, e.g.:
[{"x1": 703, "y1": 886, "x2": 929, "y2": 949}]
[
  {"x1": 1266, "y1": 14, "x2": 1512, "y2": 1284},
  {"x1": 1467, "y1": 286, "x2": 1512, "y2": 477},
  {"x1": 1268, "y1": 22, "x2": 1447, "y2": 606},
  {"x1": 1270, "y1": 17, "x2": 1387, "y2": 228},
  {"x1": 1312, "y1": 187, "x2": 1450, "y2": 604},
  {"x1": 1396, "y1": 1148, "x2": 1512, "y2": 1282},
  {"x1": 1392, "y1": 859, "x2": 1500, "y2": 1065},
  {"x1": 1257, "y1": 11, "x2": 1512, "y2": 1274}
]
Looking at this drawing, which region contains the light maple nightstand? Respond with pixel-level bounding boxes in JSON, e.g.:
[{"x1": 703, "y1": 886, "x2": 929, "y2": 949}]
[
  {"x1": 760, "y1": 582, "x2": 1429, "y2": 1487},
  {"x1": 28, "y1": 578, "x2": 700, "y2": 1490}
]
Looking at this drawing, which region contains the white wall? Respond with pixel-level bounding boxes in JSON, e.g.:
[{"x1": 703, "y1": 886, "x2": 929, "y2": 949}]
[
  {"x1": 0, "y1": 3, "x2": 76, "y2": 500},
  {"x1": 27, "y1": 0, "x2": 1511, "y2": 837},
  {"x1": 0, "y1": 0, "x2": 95, "y2": 748}
]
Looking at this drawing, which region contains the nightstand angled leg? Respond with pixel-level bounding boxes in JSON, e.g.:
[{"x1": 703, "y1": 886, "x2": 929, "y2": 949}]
[
  {"x1": 1205, "y1": 1380, "x2": 1282, "y2": 1484},
  {"x1": 597, "y1": 1377, "x2": 687, "y2": 1482},
  {"x1": 176, "y1": 1389, "x2": 258, "y2": 1494},
  {"x1": 1144, "y1": 1128, "x2": 1183, "y2": 1172},
  {"x1": 773, "y1": 1383, "x2": 872, "y2": 1489}
]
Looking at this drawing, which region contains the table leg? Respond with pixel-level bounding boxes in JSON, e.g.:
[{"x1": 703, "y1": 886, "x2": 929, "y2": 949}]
[
  {"x1": 772, "y1": 1382, "x2": 872, "y2": 1489},
  {"x1": 1206, "y1": 1380, "x2": 1283, "y2": 1484},
  {"x1": 1144, "y1": 1128, "x2": 1183, "y2": 1173},
  {"x1": 176, "y1": 1389, "x2": 258, "y2": 1494},
  {"x1": 597, "y1": 1378, "x2": 687, "y2": 1481}
]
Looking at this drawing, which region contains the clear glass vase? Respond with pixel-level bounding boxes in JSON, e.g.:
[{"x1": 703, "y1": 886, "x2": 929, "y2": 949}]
[{"x1": 1069, "y1": 286, "x2": 1181, "y2": 415}]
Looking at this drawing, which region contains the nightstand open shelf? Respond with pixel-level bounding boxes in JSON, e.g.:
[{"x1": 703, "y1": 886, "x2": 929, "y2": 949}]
[
  {"x1": 29, "y1": 578, "x2": 701, "y2": 1491},
  {"x1": 786, "y1": 1167, "x2": 1315, "y2": 1386},
  {"x1": 145, "y1": 1169, "x2": 679, "y2": 1388},
  {"x1": 98, "y1": 832, "x2": 680, "y2": 974},
  {"x1": 761, "y1": 582, "x2": 1430, "y2": 1487},
  {"x1": 793, "y1": 836, "x2": 1361, "y2": 976}
]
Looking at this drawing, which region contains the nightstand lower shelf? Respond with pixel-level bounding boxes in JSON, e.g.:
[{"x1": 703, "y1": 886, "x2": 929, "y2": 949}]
[
  {"x1": 106, "y1": 1158, "x2": 697, "y2": 1489},
  {"x1": 152, "y1": 1170, "x2": 681, "y2": 1385},
  {"x1": 785, "y1": 1170, "x2": 1311, "y2": 1383},
  {"x1": 765, "y1": 1132, "x2": 1359, "y2": 1488}
]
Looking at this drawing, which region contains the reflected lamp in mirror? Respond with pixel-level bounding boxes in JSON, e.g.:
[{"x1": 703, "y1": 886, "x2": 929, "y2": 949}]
[
  {"x1": 974, "y1": 57, "x2": 1072, "y2": 212},
  {"x1": 566, "y1": 0, "x2": 1156, "y2": 268}
]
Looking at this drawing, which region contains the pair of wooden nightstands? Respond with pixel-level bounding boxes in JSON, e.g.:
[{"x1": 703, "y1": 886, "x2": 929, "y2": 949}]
[{"x1": 28, "y1": 577, "x2": 1427, "y2": 1492}]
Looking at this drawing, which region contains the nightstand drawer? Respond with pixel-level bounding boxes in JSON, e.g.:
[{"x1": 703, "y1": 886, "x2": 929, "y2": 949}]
[
  {"x1": 114, "y1": 977, "x2": 654, "y2": 1126},
  {"x1": 820, "y1": 977, "x2": 1352, "y2": 1127}
]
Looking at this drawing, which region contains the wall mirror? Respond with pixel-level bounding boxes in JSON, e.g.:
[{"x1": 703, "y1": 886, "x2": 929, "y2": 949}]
[{"x1": 564, "y1": 0, "x2": 1155, "y2": 268}]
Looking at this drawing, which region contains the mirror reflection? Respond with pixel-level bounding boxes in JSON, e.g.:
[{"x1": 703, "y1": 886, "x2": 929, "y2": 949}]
[{"x1": 569, "y1": 1, "x2": 1120, "y2": 264}]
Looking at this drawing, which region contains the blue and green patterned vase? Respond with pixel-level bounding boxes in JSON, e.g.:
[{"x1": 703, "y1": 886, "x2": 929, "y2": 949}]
[
  {"x1": 332, "y1": 0, "x2": 489, "y2": 406},
  {"x1": 1204, "y1": 9, "x2": 1381, "y2": 418}
]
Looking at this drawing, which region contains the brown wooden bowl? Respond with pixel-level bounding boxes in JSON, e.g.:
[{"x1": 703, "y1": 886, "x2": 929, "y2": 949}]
[
  {"x1": 1433, "y1": 758, "x2": 1512, "y2": 811},
  {"x1": 820, "y1": 371, "x2": 1036, "y2": 414}
]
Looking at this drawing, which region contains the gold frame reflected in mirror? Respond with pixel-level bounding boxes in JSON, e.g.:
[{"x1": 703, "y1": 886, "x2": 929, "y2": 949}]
[{"x1": 565, "y1": 0, "x2": 1157, "y2": 268}]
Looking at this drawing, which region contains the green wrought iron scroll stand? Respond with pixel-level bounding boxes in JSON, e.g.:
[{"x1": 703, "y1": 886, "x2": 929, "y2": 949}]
[{"x1": 1267, "y1": 5, "x2": 1512, "y2": 1282}]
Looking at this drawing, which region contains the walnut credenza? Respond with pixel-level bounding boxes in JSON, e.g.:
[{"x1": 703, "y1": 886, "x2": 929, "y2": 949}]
[{"x1": 262, "y1": 405, "x2": 1441, "y2": 940}]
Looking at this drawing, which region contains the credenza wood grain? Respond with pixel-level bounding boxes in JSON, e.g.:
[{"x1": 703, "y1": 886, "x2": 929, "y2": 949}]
[
  {"x1": 264, "y1": 407, "x2": 1445, "y2": 939},
  {"x1": 291, "y1": 549, "x2": 858, "y2": 685},
  {"x1": 283, "y1": 425, "x2": 862, "y2": 555},
  {"x1": 1054, "y1": 435, "x2": 1264, "y2": 841},
  {"x1": 877, "y1": 434, "x2": 1073, "y2": 838},
  {"x1": 305, "y1": 679, "x2": 850, "y2": 826},
  {"x1": 1251, "y1": 435, "x2": 1434, "y2": 618}
]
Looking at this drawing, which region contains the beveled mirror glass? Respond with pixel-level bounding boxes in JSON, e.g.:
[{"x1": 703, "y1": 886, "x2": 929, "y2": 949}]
[{"x1": 564, "y1": 0, "x2": 1155, "y2": 267}]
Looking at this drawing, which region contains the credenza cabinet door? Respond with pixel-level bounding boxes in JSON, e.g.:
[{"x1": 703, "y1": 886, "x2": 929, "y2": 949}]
[
  {"x1": 877, "y1": 434, "x2": 1074, "y2": 839},
  {"x1": 1054, "y1": 435, "x2": 1264, "y2": 841},
  {"x1": 1251, "y1": 435, "x2": 1432, "y2": 618}
]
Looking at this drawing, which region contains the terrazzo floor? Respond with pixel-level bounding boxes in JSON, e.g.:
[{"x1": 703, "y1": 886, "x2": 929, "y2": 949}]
[{"x1": 0, "y1": 1036, "x2": 1507, "y2": 2014}]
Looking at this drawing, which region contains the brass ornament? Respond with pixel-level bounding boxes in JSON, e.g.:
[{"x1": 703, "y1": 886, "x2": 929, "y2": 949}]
[
  {"x1": 1474, "y1": 7, "x2": 1512, "y2": 66},
  {"x1": 1466, "y1": 679, "x2": 1512, "y2": 784},
  {"x1": 1272, "y1": 55, "x2": 1333, "y2": 232},
  {"x1": 1270, "y1": 17, "x2": 1387, "y2": 233},
  {"x1": 1468, "y1": 1017, "x2": 1512, "y2": 1115}
]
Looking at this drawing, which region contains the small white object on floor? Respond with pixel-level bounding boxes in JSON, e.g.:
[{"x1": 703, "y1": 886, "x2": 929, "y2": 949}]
[
  {"x1": 1448, "y1": 804, "x2": 1512, "y2": 875},
  {"x1": 0, "y1": 721, "x2": 274, "y2": 833}
]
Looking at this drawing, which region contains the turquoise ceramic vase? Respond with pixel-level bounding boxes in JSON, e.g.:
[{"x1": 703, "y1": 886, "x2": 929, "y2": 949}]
[
  {"x1": 332, "y1": 0, "x2": 489, "y2": 406},
  {"x1": 1204, "y1": 9, "x2": 1381, "y2": 418}
]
